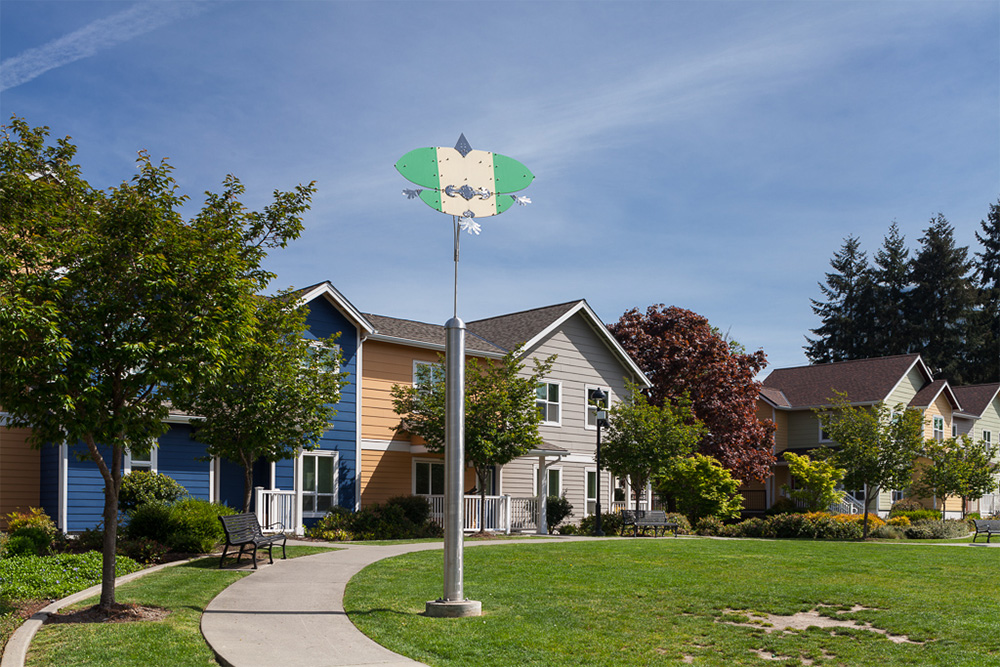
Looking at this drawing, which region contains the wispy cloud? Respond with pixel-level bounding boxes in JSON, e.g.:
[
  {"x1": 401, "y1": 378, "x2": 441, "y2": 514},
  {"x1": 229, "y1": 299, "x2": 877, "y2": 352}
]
[{"x1": 1, "y1": 2, "x2": 208, "y2": 91}]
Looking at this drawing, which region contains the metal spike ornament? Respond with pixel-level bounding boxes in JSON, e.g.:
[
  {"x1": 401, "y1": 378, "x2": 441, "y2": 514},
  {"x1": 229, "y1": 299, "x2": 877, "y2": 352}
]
[{"x1": 395, "y1": 137, "x2": 533, "y2": 620}]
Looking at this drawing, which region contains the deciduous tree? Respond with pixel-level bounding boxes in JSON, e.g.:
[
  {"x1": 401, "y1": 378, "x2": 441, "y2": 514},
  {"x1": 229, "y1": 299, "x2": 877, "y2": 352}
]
[
  {"x1": 654, "y1": 454, "x2": 743, "y2": 525},
  {"x1": 814, "y1": 394, "x2": 924, "y2": 537},
  {"x1": 608, "y1": 305, "x2": 775, "y2": 483},
  {"x1": 0, "y1": 118, "x2": 313, "y2": 609},
  {"x1": 391, "y1": 349, "x2": 554, "y2": 532},
  {"x1": 781, "y1": 451, "x2": 845, "y2": 512},
  {"x1": 912, "y1": 436, "x2": 999, "y2": 519},
  {"x1": 184, "y1": 292, "x2": 347, "y2": 513},
  {"x1": 602, "y1": 383, "x2": 704, "y2": 512}
]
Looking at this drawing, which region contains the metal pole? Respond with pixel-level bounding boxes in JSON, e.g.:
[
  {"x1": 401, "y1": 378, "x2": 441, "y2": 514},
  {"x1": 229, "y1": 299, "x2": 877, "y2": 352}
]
[{"x1": 443, "y1": 317, "x2": 465, "y2": 601}]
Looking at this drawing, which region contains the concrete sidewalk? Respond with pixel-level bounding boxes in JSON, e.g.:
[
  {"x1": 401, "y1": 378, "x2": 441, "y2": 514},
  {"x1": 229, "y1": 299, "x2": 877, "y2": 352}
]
[{"x1": 202, "y1": 537, "x2": 591, "y2": 667}]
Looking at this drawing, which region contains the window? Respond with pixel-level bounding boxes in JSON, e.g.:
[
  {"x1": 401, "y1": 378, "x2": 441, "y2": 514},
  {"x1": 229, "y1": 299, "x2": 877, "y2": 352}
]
[
  {"x1": 891, "y1": 489, "x2": 905, "y2": 503},
  {"x1": 536, "y1": 381, "x2": 561, "y2": 425},
  {"x1": 984, "y1": 430, "x2": 992, "y2": 445},
  {"x1": 586, "y1": 468, "x2": 597, "y2": 515},
  {"x1": 413, "y1": 360, "x2": 444, "y2": 391},
  {"x1": 124, "y1": 444, "x2": 157, "y2": 474},
  {"x1": 302, "y1": 452, "x2": 337, "y2": 516},
  {"x1": 533, "y1": 466, "x2": 562, "y2": 496},
  {"x1": 952, "y1": 424, "x2": 958, "y2": 438},
  {"x1": 414, "y1": 460, "x2": 445, "y2": 495},
  {"x1": 933, "y1": 416, "x2": 944, "y2": 442},
  {"x1": 818, "y1": 421, "x2": 832, "y2": 443},
  {"x1": 585, "y1": 385, "x2": 610, "y2": 429}
]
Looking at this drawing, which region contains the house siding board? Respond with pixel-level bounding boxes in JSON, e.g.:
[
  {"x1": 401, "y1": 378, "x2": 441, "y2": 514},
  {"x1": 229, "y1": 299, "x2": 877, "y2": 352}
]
[
  {"x1": 887, "y1": 367, "x2": 924, "y2": 407},
  {"x1": 0, "y1": 426, "x2": 40, "y2": 526},
  {"x1": 65, "y1": 440, "x2": 112, "y2": 533},
  {"x1": 38, "y1": 445, "x2": 59, "y2": 529},
  {"x1": 157, "y1": 425, "x2": 211, "y2": 501},
  {"x1": 360, "y1": 449, "x2": 412, "y2": 506},
  {"x1": 361, "y1": 341, "x2": 442, "y2": 442}
]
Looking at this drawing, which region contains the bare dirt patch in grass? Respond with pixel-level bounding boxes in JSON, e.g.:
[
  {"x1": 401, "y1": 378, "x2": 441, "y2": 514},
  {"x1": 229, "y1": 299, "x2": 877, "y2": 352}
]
[
  {"x1": 718, "y1": 606, "x2": 924, "y2": 644},
  {"x1": 44, "y1": 602, "x2": 170, "y2": 624}
]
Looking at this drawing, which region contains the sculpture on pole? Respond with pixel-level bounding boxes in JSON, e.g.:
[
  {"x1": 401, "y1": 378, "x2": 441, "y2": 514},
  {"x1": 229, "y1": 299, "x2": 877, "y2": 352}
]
[{"x1": 396, "y1": 135, "x2": 533, "y2": 617}]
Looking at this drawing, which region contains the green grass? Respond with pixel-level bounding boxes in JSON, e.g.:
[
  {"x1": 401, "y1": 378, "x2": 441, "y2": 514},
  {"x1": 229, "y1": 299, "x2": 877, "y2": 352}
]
[
  {"x1": 345, "y1": 538, "x2": 1000, "y2": 666},
  {"x1": 21, "y1": 545, "x2": 337, "y2": 667}
]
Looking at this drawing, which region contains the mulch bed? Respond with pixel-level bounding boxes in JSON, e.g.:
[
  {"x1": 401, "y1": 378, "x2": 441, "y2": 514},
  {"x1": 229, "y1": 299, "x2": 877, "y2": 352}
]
[{"x1": 44, "y1": 602, "x2": 170, "y2": 624}]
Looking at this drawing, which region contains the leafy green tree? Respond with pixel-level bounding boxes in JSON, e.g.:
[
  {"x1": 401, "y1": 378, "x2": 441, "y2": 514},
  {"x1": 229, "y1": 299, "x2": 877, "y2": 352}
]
[
  {"x1": 814, "y1": 394, "x2": 924, "y2": 537},
  {"x1": 972, "y1": 200, "x2": 1000, "y2": 383},
  {"x1": 654, "y1": 454, "x2": 743, "y2": 525},
  {"x1": 0, "y1": 118, "x2": 313, "y2": 609},
  {"x1": 913, "y1": 436, "x2": 1000, "y2": 519},
  {"x1": 781, "y1": 451, "x2": 845, "y2": 512},
  {"x1": 602, "y1": 383, "x2": 704, "y2": 512},
  {"x1": 805, "y1": 235, "x2": 876, "y2": 363},
  {"x1": 908, "y1": 214, "x2": 977, "y2": 384},
  {"x1": 391, "y1": 349, "x2": 554, "y2": 532},
  {"x1": 184, "y1": 292, "x2": 347, "y2": 513}
]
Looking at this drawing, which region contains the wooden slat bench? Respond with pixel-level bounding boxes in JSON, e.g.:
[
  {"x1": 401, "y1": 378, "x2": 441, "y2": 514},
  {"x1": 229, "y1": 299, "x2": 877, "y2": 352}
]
[
  {"x1": 218, "y1": 513, "x2": 287, "y2": 569},
  {"x1": 972, "y1": 518, "x2": 1000, "y2": 544},
  {"x1": 620, "y1": 509, "x2": 679, "y2": 538}
]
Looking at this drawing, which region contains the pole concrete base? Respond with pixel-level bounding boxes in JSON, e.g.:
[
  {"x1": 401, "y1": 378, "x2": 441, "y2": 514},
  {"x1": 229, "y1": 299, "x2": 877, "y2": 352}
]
[{"x1": 425, "y1": 599, "x2": 482, "y2": 618}]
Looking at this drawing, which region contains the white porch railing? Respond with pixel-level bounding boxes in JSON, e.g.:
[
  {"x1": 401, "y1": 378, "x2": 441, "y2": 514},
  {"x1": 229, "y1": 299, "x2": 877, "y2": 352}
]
[
  {"x1": 424, "y1": 495, "x2": 529, "y2": 534},
  {"x1": 255, "y1": 487, "x2": 299, "y2": 535},
  {"x1": 509, "y1": 497, "x2": 537, "y2": 532},
  {"x1": 828, "y1": 494, "x2": 866, "y2": 515}
]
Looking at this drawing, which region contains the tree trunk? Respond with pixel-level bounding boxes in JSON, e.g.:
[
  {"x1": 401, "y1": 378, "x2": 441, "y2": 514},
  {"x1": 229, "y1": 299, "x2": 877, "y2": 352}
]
[
  {"x1": 82, "y1": 435, "x2": 122, "y2": 612},
  {"x1": 242, "y1": 458, "x2": 254, "y2": 513},
  {"x1": 477, "y1": 467, "x2": 488, "y2": 534}
]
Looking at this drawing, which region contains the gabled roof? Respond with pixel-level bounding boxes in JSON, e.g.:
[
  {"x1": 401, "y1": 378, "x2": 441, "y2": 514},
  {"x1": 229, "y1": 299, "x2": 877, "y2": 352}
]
[
  {"x1": 364, "y1": 314, "x2": 507, "y2": 355},
  {"x1": 469, "y1": 300, "x2": 651, "y2": 386},
  {"x1": 289, "y1": 281, "x2": 375, "y2": 335},
  {"x1": 907, "y1": 378, "x2": 961, "y2": 412},
  {"x1": 952, "y1": 383, "x2": 1000, "y2": 418},
  {"x1": 761, "y1": 353, "x2": 929, "y2": 409}
]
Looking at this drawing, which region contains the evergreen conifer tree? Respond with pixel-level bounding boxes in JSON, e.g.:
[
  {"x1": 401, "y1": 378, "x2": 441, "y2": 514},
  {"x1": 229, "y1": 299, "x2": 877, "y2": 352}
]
[
  {"x1": 870, "y1": 222, "x2": 912, "y2": 356},
  {"x1": 805, "y1": 235, "x2": 876, "y2": 363},
  {"x1": 971, "y1": 200, "x2": 1000, "y2": 383},
  {"x1": 908, "y1": 214, "x2": 977, "y2": 384}
]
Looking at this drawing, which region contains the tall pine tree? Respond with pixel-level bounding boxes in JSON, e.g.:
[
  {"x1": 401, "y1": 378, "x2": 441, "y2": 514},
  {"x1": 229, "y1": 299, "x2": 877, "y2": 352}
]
[
  {"x1": 870, "y1": 221, "x2": 912, "y2": 356},
  {"x1": 971, "y1": 200, "x2": 1000, "y2": 383},
  {"x1": 805, "y1": 235, "x2": 876, "y2": 363},
  {"x1": 908, "y1": 214, "x2": 977, "y2": 384}
]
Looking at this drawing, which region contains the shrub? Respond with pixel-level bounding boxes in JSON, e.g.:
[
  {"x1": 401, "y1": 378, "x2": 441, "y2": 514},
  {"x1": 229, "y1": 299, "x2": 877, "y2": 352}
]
[
  {"x1": 385, "y1": 495, "x2": 432, "y2": 526},
  {"x1": 6, "y1": 527, "x2": 51, "y2": 556},
  {"x1": 904, "y1": 520, "x2": 969, "y2": 540},
  {"x1": 832, "y1": 513, "x2": 885, "y2": 530},
  {"x1": 0, "y1": 532, "x2": 7, "y2": 559},
  {"x1": 889, "y1": 498, "x2": 924, "y2": 516},
  {"x1": 766, "y1": 497, "x2": 799, "y2": 515},
  {"x1": 888, "y1": 516, "x2": 911, "y2": 527},
  {"x1": 125, "y1": 502, "x2": 173, "y2": 544},
  {"x1": 695, "y1": 516, "x2": 725, "y2": 536},
  {"x1": 871, "y1": 525, "x2": 907, "y2": 539},
  {"x1": 663, "y1": 512, "x2": 691, "y2": 535},
  {"x1": 119, "y1": 471, "x2": 187, "y2": 513},
  {"x1": 0, "y1": 552, "x2": 142, "y2": 601},
  {"x1": 579, "y1": 511, "x2": 624, "y2": 536},
  {"x1": 306, "y1": 506, "x2": 354, "y2": 540},
  {"x1": 546, "y1": 495, "x2": 574, "y2": 532},
  {"x1": 165, "y1": 499, "x2": 236, "y2": 553},
  {"x1": 117, "y1": 537, "x2": 169, "y2": 564},
  {"x1": 557, "y1": 524, "x2": 578, "y2": 535},
  {"x1": 894, "y1": 509, "x2": 941, "y2": 523},
  {"x1": 5, "y1": 508, "x2": 58, "y2": 554},
  {"x1": 6, "y1": 535, "x2": 42, "y2": 557}
]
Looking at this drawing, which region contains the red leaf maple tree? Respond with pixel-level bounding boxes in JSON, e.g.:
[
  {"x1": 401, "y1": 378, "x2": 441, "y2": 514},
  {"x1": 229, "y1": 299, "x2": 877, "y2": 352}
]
[{"x1": 608, "y1": 304, "x2": 775, "y2": 483}]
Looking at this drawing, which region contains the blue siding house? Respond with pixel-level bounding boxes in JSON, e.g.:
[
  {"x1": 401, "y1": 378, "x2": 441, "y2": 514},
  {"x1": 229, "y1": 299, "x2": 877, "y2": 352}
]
[{"x1": 38, "y1": 281, "x2": 373, "y2": 534}]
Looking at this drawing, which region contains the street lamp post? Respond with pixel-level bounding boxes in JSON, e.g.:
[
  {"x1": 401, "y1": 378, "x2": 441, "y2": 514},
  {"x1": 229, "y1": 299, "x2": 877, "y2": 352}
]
[{"x1": 592, "y1": 388, "x2": 607, "y2": 537}]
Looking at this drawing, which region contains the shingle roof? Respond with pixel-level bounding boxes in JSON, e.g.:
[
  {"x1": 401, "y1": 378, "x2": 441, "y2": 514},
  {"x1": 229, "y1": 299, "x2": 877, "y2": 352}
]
[
  {"x1": 364, "y1": 313, "x2": 506, "y2": 355},
  {"x1": 952, "y1": 383, "x2": 1000, "y2": 417},
  {"x1": 466, "y1": 301, "x2": 582, "y2": 352},
  {"x1": 760, "y1": 386, "x2": 790, "y2": 408},
  {"x1": 908, "y1": 379, "x2": 950, "y2": 409},
  {"x1": 761, "y1": 353, "x2": 925, "y2": 408}
]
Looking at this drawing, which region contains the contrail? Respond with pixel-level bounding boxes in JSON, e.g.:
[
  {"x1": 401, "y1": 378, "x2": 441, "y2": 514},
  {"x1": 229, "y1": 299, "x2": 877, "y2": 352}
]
[{"x1": 1, "y1": 2, "x2": 209, "y2": 92}]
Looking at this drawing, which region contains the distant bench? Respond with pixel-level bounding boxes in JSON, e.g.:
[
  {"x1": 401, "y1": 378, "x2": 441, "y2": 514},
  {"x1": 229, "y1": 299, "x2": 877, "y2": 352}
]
[
  {"x1": 972, "y1": 519, "x2": 1000, "y2": 544},
  {"x1": 620, "y1": 510, "x2": 679, "y2": 538},
  {"x1": 218, "y1": 513, "x2": 287, "y2": 569}
]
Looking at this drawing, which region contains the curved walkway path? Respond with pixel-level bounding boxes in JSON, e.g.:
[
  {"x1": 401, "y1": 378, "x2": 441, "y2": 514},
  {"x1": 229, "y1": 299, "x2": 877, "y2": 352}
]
[{"x1": 202, "y1": 537, "x2": 595, "y2": 667}]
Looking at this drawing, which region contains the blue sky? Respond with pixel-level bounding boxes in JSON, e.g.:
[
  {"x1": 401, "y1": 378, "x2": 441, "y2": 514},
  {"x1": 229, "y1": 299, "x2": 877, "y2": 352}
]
[{"x1": 2, "y1": 1, "x2": 997, "y2": 373}]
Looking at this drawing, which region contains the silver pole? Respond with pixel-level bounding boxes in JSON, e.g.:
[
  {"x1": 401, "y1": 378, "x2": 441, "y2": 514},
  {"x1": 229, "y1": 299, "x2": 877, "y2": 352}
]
[{"x1": 443, "y1": 316, "x2": 465, "y2": 601}]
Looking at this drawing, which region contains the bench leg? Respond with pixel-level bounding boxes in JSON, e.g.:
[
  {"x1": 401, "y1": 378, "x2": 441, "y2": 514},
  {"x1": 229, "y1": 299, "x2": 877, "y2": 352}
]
[{"x1": 219, "y1": 544, "x2": 230, "y2": 569}]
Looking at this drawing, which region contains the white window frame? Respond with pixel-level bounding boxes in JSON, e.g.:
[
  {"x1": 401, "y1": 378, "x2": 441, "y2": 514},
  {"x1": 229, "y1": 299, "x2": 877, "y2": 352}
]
[
  {"x1": 585, "y1": 467, "x2": 598, "y2": 516},
  {"x1": 818, "y1": 420, "x2": 832, "y2": 443},
  {"x1": 532, "y1": 464, "x2": 563, "y2": 497},
  {"x1": 585, "y1": 385, "x2": 610, "y2": 430},
  {"x1": 124, "y1": 442, "x2": 157, "y2": 474},
  {"x1": 952, "y1": 423, "x2": 958, "y2": 438},
  {"x1": 301, "y1": 450, "x2": 339, "y2": 518},
  {"x1": 933, "y1": 416, "x2": 944, "y2": 442},
  {"x1": 536, "y1": 380, "x2": 562, "y2": 426},
  {"x1": 413, "y1": 360, "x2": 444, "y2": 391},
  {"x1": 413, "y1": 458, "x2": 445, "y2": 496},
  {"x1": 983, "y1": 430, "x2": 992, "y2": 445}
]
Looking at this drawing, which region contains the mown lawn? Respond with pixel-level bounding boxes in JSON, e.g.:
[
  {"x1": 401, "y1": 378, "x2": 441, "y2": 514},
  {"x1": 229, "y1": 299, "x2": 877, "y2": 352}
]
[
  {"x1": 345, "y1": 538, "x2": 1000, "y2": 666},
  {"x1": 23, "y1": 545, "x2": 337, "y2": 667}
]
